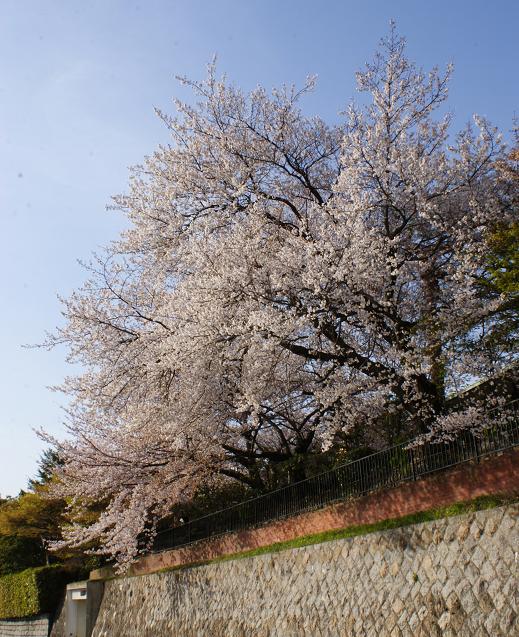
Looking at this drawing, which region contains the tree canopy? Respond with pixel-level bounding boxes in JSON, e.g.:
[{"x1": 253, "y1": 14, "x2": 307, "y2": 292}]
[
  {"x1": 0, "y1": 448, "x2": 103, "y2": 571},
  {"x1": 42, "y1": 27, "x2": 518, "y2": 568}
]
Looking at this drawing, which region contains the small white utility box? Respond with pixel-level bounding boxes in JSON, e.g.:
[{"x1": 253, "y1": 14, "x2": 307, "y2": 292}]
[
  {"x1": 65, "y1": 580, "x2": 104, "y2": 637},
  {"x1": 71, "y1": 589, "x2": 87, "y2": 601}
]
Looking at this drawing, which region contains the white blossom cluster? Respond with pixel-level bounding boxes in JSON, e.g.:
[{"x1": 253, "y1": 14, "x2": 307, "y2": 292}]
[{"x1": 42, "y1": 28, "x2": 517, "y2": 568}]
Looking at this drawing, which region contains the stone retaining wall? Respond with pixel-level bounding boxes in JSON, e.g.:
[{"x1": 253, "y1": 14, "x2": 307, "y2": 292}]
[
  {"x1": 91, "y1": 503, "x2": 519, "y2": 636},
  {"x1": 0, "y1": 616, "x2": 49, "y2": 637}
]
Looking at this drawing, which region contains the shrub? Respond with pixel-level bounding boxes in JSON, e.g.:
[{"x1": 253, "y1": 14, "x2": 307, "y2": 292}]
[
  {"x1": 0, "y1": 566, "x2": 71, "y2": 619},
  {"x1": 0, "y1": 536, "x2": 46, "y2": 576}
]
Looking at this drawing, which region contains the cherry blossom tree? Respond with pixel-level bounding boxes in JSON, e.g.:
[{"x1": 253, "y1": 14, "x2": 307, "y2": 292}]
[{"x1": 42, "y1": 26, "x2": 517, "y2": 568}]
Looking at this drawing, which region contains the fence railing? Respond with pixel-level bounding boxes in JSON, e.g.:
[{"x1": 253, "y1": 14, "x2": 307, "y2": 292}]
[{"x1": 152, "y1": 402, "x2": 519, "y2": 553}]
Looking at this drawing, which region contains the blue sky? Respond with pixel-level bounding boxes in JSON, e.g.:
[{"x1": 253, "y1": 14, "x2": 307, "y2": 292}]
[{"x1": 0, "y1": 0, "x2": 518, "y2": 496}]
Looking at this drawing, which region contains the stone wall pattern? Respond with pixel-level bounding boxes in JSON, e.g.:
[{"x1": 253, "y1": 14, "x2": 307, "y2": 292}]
[
  {"x1": 91, "y1": 503, "x2": 519, "y2": 637},
  {"x1": 0, "y1": 615, "x2": 49, "y2": 637}
]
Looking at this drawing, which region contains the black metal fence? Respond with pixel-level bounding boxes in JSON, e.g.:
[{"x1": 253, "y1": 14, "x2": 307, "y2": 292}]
[{"x1": 152, "y1": 403, "x2": 519, "y2": 553}]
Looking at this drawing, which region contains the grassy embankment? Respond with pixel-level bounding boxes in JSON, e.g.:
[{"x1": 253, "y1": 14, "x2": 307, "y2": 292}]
[{"x1": 146, "y1": 493, "x2": 515, "y2": 576}]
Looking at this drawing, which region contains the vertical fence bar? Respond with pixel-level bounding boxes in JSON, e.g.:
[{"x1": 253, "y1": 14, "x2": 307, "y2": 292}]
[
  {"x1": 410, "y1": 447, "x2": 417, "y2": 481},
  {"x1": 473, "y1": 433, "x2": 480, "y2": 463}
]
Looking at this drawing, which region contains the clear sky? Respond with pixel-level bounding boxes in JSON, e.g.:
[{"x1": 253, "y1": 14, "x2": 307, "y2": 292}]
[{"x1": 0, "y1": 0, "x2": 517, "y2": 496}]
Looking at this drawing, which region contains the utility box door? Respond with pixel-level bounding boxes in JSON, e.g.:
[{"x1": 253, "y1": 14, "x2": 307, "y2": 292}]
[
  {"x1": 66, "y1": 583, "x2": 88, "y2": 637},
  {"x1": 65, "y1": 580, "x2": 104, "y2": 637}
]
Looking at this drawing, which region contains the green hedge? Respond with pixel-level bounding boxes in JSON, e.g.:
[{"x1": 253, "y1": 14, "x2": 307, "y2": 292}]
[
  {"x1": 0, "y1": 536, "x2": 46, "y2": 576},
  {"x1": 0, "y1": 566, "x2": 70, "y2": 619}
]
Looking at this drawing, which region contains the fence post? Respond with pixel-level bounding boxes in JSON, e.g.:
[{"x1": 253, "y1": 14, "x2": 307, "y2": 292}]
[
  {"x1": 473, "y1": 433, "x2": 480, "y2": 463},
  {"x1": 409, "y1": 448, "x2": 417, "y2": 481}
]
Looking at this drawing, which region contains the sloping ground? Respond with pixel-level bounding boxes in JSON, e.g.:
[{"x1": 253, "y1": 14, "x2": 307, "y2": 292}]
[{"x1": 89, "y1": 503, "x2": 518, "y2": 637}]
